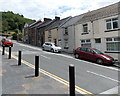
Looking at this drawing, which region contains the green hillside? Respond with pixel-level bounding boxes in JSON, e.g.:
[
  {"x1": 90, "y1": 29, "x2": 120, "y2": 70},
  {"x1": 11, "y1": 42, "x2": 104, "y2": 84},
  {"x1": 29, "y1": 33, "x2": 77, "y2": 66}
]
[{"x1": 1, "y1": 11, "x2": 36, "y2": 33}]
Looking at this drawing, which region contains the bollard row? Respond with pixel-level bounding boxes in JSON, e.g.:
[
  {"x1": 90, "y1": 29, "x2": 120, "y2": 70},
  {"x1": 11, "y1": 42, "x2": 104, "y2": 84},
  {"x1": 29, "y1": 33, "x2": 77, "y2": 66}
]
[
  {"x1": 2, "y1": 47, "x2": 40, "y2": 77},
  {"x1": 2, "y1": 46, "x2": 76, "y2": 95}
]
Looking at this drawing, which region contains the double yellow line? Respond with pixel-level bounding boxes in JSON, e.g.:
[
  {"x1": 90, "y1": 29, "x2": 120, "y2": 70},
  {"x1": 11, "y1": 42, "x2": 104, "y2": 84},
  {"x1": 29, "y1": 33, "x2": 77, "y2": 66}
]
[{"x1": 1, "y1": 47, "x2": 95, "y2": 96}]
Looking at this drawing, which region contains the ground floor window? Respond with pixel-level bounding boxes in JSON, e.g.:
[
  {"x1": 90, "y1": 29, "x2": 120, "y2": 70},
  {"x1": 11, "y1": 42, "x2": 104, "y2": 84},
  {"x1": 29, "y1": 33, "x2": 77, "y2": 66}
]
[
  {"x1": 58, "y1": 40, "x2": 62, "y2": 47},
  {"x1": 81, "y1": 39, "x2": 91, "y2": 47},
  {"x1": 64, "y1": 39, "x2": 69, "y2": 49},
  {"x1": 106, "y1": 37, "x2": 120, "y2": 52},
  {"x1": 48, "y1": 39, "x2": 51, "y2": 42}
]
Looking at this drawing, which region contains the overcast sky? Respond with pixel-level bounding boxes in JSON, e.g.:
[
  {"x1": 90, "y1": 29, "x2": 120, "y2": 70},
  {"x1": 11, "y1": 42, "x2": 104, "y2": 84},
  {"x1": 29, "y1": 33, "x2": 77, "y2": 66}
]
[{"x1": 0, "y1": 0, "x2": 119, "y2": 21}]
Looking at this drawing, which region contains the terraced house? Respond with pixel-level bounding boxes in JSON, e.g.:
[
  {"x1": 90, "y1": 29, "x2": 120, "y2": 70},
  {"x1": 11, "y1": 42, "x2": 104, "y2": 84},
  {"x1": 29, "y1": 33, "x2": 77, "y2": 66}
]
[
  {"x1": 45, "y1": 16, "x2": 71, "y2": 46},
  {"x1": 58, "y1": 15, "x2": 84, "y2": 53},
  {"x1": 29, "y1": 20, "x2": 42, "y2": 45},
  {"x1": 75, "y1": 2, "x2": 120, "y2": 60},
  {"x1": 36, "y1": 18, "x2": 53, "y2": 46},
  {"x1": 23, "y1": 2, "x2": 120, "y2": 60}
]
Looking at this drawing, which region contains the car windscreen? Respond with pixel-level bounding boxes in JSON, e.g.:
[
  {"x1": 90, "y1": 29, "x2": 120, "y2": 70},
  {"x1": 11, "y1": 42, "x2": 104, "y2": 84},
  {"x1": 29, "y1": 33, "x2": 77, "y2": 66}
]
[
  {"x1": 93, "y1": 49, "x2": 104, "y2": 55},
  {"x1": 6, "y1": 40, "x2": 11, "y2": 41}
]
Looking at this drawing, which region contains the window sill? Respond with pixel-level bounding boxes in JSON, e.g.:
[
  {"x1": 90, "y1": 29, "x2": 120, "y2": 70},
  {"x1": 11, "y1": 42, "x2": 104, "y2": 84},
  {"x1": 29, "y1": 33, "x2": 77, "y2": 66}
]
[
  {"x1": 48, "y1": 36, "x2": 51, "y2": 38},
  {"x1": 63, "y1": 34, "x2": 68, "y2": 36},
  {"x1": 81, "y1": 32, "x2": 89, "y2": 35},
  {"x1": 64, "y1": 47, "x2": 69, "y2": 49},
  {"x1": 105, "y1": 28, "x2": 120, "y2": 32},
  {"x1": 105, "y1": 51, "x2": 120, "y2": 53}
]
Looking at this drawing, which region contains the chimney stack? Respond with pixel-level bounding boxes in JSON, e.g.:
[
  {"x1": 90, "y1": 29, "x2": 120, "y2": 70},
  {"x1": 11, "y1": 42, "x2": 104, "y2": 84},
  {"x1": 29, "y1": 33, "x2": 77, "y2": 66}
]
[
  {"x1": 44, "y1": 18, "x2": 52, "y2": 22},
  {"x1": 55, "y1": 16, "x2": 60, "y2": 20}
]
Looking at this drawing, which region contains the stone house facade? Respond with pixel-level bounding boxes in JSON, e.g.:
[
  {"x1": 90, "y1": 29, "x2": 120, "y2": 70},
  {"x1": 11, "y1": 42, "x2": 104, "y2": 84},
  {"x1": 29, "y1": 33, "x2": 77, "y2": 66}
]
[{"x1": 75, "y1": 2, "x2": 120, "y2": 60}]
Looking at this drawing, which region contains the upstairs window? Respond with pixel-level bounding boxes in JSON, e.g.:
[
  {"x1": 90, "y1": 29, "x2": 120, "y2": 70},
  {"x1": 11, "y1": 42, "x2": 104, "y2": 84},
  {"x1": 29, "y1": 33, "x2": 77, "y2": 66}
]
[
  {"x1": 106, "y1": 17, "x2": 118, "y2": 30},
  {"x1": 48, "y1": 30, "x2": 51, "y2": 37},
  {"x1": 83, "y1": 24, "x2": 88, "y2": 32},
  {"x1": 64, "y1": 27, "x2": 68, "y2": 35},
  {"x1": 82, "y1": 24, "x2": 88, "y2": 35}
]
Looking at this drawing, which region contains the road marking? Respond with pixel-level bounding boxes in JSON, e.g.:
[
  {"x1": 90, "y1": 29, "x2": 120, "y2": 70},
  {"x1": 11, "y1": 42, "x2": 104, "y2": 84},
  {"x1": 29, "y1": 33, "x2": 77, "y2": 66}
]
[
  {"x1": 0, "y1": 48, "x2": 95, "y2": 96},
  {"x1": 74, "y1": 58, "x2": 120, "y2": 71},
  {"x1": 13, "y1": 41, "x2": 120, "y2": 72},
  {"x1": 100, "y1": 86, "x2": 119, "y2": 94},
  {"x1": 40, "y1": 55, "x2": 51, "y2": 60},
  {"x1": 87, "y1": 70, "x2": 120, "y2": 83}
]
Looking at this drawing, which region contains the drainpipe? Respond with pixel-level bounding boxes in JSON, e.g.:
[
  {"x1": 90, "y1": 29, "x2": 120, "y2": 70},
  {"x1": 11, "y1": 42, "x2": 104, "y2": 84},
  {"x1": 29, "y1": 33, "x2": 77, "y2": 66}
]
[
  {"x1": 73, "y1": 24, "x2": 76, "y2": 51},
  {"x1": 91, "y1": 20, "x2": 94, "y2": 47}
]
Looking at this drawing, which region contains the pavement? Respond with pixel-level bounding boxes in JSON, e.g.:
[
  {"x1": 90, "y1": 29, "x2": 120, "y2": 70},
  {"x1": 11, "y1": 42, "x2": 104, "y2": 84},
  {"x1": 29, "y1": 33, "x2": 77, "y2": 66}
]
[{"x1": 1, "y1": 51, "x2": 70, "y2": 95}]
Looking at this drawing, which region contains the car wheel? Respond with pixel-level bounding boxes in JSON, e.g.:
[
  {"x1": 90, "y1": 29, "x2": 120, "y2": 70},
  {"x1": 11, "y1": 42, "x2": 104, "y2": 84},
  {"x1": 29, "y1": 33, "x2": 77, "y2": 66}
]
[
  {"x1": 75, "y1": 54, "x2": 79, "y2": 59},
  {"x1": 51, "y1": 49, "x2": 54, "y2": 53},
  {"x1": 96, "y1": 58, "x2": 103, "y2": 64}
]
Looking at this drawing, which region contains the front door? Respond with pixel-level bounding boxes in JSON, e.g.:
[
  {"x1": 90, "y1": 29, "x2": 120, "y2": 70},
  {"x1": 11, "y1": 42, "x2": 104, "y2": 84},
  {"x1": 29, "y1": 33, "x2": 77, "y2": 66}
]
[{"x1": 95, "y1": 38, "x2": 101, "y2": 50}]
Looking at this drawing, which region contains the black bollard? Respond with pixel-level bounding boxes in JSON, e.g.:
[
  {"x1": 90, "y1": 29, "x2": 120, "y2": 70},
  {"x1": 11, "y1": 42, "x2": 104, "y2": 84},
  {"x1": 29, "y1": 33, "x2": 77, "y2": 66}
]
[
  {"x1": 35, "y1": 55, "x2": 39, "y2": 77},
  {"x1": 69, "y1": 64, "x2": 75, "y2": 96},
  {"x1": 18, "y1": 50, "x2": 21, "y2": 66},
  {"x1": 2, "y1": 46, "x2": 5, "y2": 55},
  {"x1": 8, "y1": 46, "x2": 11, "y2": 59}
]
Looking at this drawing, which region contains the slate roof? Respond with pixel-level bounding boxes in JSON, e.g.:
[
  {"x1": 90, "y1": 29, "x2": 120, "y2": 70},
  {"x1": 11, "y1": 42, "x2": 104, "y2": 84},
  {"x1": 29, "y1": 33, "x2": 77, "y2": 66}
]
[
  {"x1": 45, "y1": 16, "x2": 71, "y2": 30},
  {"x1": 29, "y1": 18, "x2": 53, "y2": 29},
  {"x1": 60, "y1": 14, "x2": 84, "y2": 28},
  {"x1": 29, "y1": 20, "x2": 42, "y2": 28},
  {"x1": 37, "y1": 20, "x2": 53, "y2": 29},
  {"x1": 77, "y1": 2, "x2": 119, "y2": 24}
]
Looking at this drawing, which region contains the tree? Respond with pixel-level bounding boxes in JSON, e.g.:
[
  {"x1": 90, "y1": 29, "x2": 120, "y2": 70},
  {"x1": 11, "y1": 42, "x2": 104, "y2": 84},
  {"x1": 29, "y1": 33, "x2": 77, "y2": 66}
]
[{"x1": 1, "y1": 11, "x2": 36, "y2": 33}]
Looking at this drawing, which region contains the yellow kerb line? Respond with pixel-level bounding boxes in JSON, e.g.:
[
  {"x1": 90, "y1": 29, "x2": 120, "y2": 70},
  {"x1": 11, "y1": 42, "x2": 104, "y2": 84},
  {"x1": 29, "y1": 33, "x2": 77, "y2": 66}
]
[{"x1": 0, "y1": 48, "x2": 95, "y2": 96}]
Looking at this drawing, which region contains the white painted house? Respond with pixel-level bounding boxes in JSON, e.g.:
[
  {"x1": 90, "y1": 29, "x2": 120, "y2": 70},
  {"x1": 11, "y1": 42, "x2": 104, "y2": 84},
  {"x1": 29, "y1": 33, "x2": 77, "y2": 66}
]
[{"x1": 75, "y1": 2, "x2": 120, "y2": 60}]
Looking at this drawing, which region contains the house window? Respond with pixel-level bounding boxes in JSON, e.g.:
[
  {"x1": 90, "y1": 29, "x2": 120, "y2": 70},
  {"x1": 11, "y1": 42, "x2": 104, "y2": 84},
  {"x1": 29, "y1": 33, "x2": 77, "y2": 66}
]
[
  {"x1": 64, "y1": 27, "x2": 68, "y2": 35},
  {"x1": 106, "y1": 17, "x2": 118, "y2": 30},
  {"x1": 81, "y1": 39, "x2": 91, "y2": 47},
  {"x1": 48, "y1": 30, "x2": 51, "y2": 37},
  {"x1": 82, "y1": 24, "x2": 88, "y2": 35},
  {"x1": 106, "y1": 37, "x2": 120, "y2": 52},
  {"x1": 58, "y1": 40, "x2": 62, "y2": 47},
  {"x1": 64, "y1": 39, "x2": 69, "y2": 49},
  {"x1": 49, "y1": 39, "x2": 51, "y2": 42}
]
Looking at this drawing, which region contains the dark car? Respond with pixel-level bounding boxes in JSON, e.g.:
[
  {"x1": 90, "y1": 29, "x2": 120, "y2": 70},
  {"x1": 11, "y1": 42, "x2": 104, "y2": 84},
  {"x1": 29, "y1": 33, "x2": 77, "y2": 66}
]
[
  {"x1": 73, "y1": 47, "x2": 115, "y2": 65},
  {"x1": 1, "y1": 39, "x2": 13, "y2": 47}
]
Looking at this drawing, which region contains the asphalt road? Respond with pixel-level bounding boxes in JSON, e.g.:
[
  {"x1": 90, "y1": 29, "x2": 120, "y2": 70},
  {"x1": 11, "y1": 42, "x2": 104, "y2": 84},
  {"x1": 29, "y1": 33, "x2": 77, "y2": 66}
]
[{"x1": 2, "y1": 40, "x2": 120, "y2": 95}]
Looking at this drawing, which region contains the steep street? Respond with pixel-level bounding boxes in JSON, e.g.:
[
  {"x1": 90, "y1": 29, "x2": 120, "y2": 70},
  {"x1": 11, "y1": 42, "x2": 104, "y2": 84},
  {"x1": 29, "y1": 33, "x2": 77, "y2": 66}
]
[{"x1": 1, "y1": 40, "x2": 120, "y2": 95}]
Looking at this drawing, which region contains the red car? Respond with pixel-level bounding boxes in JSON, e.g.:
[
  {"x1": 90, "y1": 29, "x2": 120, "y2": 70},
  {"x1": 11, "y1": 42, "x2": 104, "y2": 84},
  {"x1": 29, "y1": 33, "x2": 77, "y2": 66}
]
[
  {"x1": 73, "y1": 47, "x2": 115, "y2": 65},
  {"x1": 1, "y1": 39, "x2": 13, "y2": 47}
]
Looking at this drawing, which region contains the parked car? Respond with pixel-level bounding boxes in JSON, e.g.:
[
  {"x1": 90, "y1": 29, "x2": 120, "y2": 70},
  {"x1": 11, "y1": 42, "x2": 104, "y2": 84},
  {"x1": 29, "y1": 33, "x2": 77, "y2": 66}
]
[
  {"x1": 73, "y1": 47, "x2": 115, "y2": 65},
  {"x1": 42, "y1": 42, "x2": 62, "y2": 53},
  {"x1": 1, "y1": 39, "x2": 13, "y2": 47}
]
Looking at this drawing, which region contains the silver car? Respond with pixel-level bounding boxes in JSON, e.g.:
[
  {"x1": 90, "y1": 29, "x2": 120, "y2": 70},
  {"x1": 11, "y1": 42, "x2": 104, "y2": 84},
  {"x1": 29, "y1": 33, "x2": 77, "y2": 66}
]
[{"x1": 42, "y1": 42, "x2": 62, "y2": 53}]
